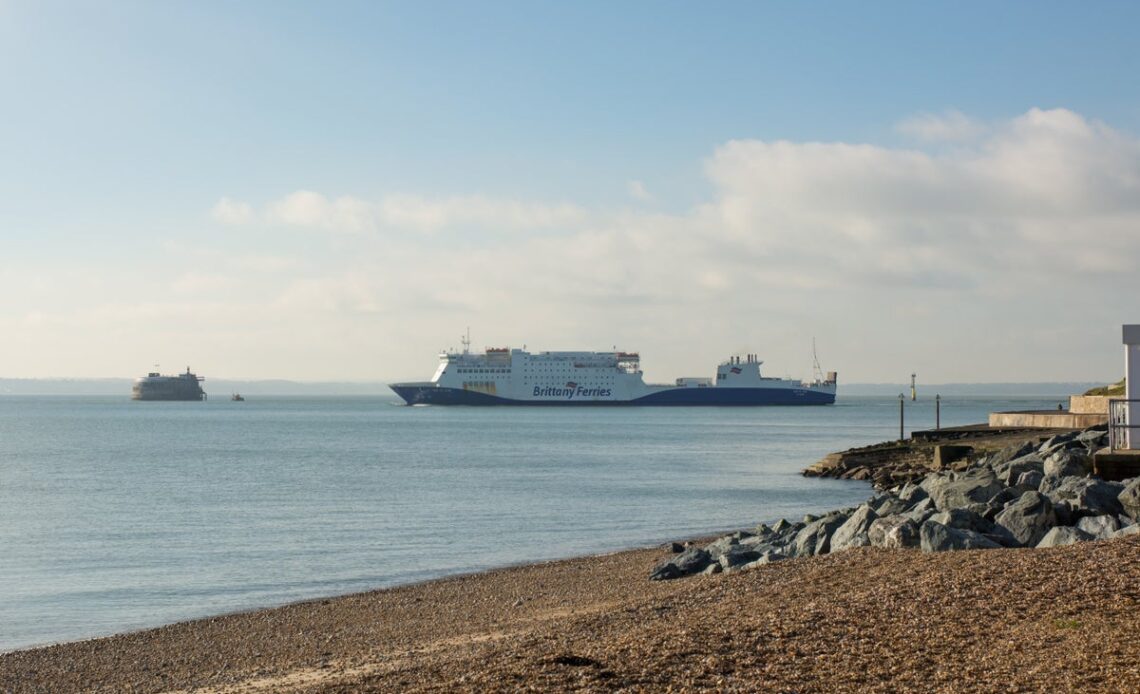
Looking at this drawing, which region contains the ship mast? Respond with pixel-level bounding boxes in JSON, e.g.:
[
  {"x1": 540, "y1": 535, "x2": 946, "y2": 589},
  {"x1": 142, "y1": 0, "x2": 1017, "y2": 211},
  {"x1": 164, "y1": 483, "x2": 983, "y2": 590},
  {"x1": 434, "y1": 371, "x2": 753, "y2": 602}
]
[
  {"x1": 461, "y1": 327, "x2": 471, "y2": 355},
  {"x1": 811, "y1": 338, "x2": 824, "y2": 384}
]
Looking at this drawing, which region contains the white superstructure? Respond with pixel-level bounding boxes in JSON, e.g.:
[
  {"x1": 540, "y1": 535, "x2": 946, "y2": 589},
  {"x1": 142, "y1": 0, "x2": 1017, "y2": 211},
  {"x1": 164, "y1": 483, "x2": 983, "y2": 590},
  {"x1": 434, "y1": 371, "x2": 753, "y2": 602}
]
[{"x1": 390, "y1": 339, "x2": 837, "y2": 406}]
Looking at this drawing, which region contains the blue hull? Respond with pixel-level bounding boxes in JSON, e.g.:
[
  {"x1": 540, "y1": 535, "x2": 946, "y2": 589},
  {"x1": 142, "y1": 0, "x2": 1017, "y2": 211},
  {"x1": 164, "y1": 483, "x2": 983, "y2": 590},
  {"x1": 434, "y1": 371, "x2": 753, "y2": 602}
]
[{"x1": 390, "y1": 385, "x2": 835, "y2": 406}]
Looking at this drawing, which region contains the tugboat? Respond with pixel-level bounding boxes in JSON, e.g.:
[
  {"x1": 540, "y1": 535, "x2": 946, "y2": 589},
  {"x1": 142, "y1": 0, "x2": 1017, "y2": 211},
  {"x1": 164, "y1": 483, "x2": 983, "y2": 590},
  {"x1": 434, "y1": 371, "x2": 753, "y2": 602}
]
[
  {"x1": 131, "y1": 367, "x2": 207, "y2": 401},
  {"x1": 231, "y1": 393, "x2": 245, "y2": 402}
]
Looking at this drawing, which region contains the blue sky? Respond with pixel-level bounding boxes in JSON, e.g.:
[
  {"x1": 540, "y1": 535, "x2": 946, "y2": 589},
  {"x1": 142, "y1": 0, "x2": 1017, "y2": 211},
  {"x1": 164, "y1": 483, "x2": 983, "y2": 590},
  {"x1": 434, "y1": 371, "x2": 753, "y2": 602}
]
[{"x1": 2, "y1": 2, "x2": 1139, "y2": 382}]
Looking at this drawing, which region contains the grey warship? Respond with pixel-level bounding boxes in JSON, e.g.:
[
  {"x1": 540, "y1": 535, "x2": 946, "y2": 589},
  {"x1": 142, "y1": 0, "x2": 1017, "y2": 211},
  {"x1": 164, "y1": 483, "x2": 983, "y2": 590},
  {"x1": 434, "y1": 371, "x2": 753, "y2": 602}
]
[{"x1": 131, "y1": 367, "x2": 206, "y2": 401}]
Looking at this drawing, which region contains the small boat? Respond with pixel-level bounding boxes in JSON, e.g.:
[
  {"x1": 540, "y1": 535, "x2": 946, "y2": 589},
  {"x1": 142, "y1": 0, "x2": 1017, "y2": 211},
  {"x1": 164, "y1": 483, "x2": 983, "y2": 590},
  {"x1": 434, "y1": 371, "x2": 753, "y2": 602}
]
[{"x1": 231, "y1": 393, "x2": 245, "y2": 402}]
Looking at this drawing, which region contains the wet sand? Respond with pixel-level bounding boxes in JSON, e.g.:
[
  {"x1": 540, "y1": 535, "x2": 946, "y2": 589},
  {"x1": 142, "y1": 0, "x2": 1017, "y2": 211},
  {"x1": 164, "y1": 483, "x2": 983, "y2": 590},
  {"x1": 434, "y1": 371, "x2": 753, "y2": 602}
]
[{"x1": 3, "y1": 535, "x2": 1139, "y2": 693}]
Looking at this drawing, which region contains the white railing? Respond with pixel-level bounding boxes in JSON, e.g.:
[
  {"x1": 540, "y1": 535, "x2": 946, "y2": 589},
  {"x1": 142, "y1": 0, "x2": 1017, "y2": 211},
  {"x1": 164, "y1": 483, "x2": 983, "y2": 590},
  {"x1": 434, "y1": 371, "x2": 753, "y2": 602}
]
[{"x1": 1108, "y1": 399, "x2": 1138, "y2": 451}]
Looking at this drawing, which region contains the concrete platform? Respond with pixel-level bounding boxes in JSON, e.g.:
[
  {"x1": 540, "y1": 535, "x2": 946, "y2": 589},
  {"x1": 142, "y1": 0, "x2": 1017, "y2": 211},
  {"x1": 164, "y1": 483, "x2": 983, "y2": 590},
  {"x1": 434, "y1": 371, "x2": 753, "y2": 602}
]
[
  {"x1": 1092, "y1": 449, "x2": 1140, "y2": 482},
  {"x1": 988, "y1": 410, "x2": 1108, "y2": 429}
]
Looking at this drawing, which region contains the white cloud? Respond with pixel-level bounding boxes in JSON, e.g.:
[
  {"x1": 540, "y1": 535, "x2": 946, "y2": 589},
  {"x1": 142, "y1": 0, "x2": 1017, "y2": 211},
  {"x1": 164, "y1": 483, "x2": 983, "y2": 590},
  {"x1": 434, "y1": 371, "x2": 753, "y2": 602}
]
[
  {"x1": 211, "y1": 197, "x2": 255, "y2": 225},
  {"x1": 627, "y1": 180, "x2": 653, "y2": 202},
  {"x1": 897, "y1": 110, "x2": 986, "y2": 142},
  {"x1": 266, "y1": 190, "x2": 375, "y2": 233},
  {"x1": 20, "y1": 107, "x2": 1136, "y2": 381},
  {"x1": 225, "y1": 191, "x2": 587, "y2": 234}
]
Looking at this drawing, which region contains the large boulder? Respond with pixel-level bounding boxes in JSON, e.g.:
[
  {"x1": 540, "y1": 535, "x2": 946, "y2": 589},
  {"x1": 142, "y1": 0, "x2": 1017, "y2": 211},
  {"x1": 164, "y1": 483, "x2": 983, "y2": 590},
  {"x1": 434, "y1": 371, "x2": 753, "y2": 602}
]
[
  {"x1": 718, "y1": 544, "x2": 762, "y2": 569},
  {"x1": 994, "y1": 454, "x2": 1044, "y2": 486},
  {"x1": 791, "y1": 512, "x2": 849, "y2": 557},
  {"x1": 1015, "y1": 470, "x2": 1045, "y2": 492},
  {"x1": 1043, "y1": 450, "x2": 1090, "y2": 478},
  {"x1": 1077, "y1": 428, "x2": 1108, "y2": 449},
  {"x1": 649, "y1": 547, "x2": 711, "y2": 580},
  {"x1": 1076, "y1": 514, "x2": 1120, "y2": 540},
  {"x1": 1046, "y1": 477, "x2": 1125, "y2": 518},
  {"x1": 898, "y1": 482, "x2": 929, "y2": 505},
  {"x1": 830, "y1": 505, "x2": 878, "y2": 552},
  {"x1": 874, "y1": 496, "x2": 910, "y2": 517},
  {"x1": 920, "y1": 520, "x2": 1002, "y2": 552},
  {"x1": 1035, "y1": 526, "x2": 1093, "y2": 548},
  {"x1": 883, "y1": 519, "x2": 922, "y2": 549},
  {"x1": 924, "y1": 468, "x2": 1005, "y2": 512},
  {"x1": 994, "y1": 491, "x2": 1056, "y2": 547},
  {"x1": 987, "y1": 440, "x2": 1038, "y2": 468},
  {"x1": 869, "y1": 515, "x2": 908, "y2": 548},
  {"x1": 1111, "y1": 524, "x2": 1140, "y2": 539},
  {"x1": 1039, "y1": 431, "x2": 1082, "y2": 456},
  {"x1": 1119, "y1": 478, "x2": 1140, "y2": 521},
  {"x1": 930, "y1": 508, "x2": 996, "y2": 534},
  {"x1": 737, "y1": 551, "x2": 787, "y2": 571}
]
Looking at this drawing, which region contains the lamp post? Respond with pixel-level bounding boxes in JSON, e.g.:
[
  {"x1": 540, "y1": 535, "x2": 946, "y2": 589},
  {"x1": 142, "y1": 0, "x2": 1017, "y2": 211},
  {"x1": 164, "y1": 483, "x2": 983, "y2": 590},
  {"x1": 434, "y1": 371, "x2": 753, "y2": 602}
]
[
  {"x1": 936, "y1": 394, "x2": 941, "y2": 430},
  {"x1": 899, "y1": 393, "x2": 905, "y2": 441}
]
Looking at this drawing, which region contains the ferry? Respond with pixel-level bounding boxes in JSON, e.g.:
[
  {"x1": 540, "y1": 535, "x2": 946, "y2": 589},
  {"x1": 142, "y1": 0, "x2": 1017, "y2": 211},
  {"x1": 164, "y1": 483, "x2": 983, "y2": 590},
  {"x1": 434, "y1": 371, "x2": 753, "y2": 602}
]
[
  {"x1": 131, "y1": 367, "x2": 207, "y2": 401},
  {"x1": 389, "y1": 336, "x2": 836, "y2": 406}
]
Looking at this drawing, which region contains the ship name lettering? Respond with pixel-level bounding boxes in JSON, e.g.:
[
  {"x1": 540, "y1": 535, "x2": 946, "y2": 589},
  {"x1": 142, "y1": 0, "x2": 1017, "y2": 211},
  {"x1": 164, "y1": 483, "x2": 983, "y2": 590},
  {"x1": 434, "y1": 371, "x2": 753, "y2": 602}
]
[{"x1": 532, "y1": 386, "x2": 612, "y2": 399}]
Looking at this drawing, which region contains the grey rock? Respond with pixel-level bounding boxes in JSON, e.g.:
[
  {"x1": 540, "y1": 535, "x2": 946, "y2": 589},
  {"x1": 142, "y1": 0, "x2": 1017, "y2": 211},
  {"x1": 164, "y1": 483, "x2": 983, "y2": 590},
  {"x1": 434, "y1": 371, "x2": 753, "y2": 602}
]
[
  {"x1": 1046, "y1": 477, "x2": 1125, "y2": 518},
  {"x1": 925, "y1": 468, "x2": 1005, "y2": 512},
  {"x1": 830, "y1": 505, "x2": 878, "y2": 552},
  {"x1": 868, "y1": 515, "x2": 909, "y2": 548},
  {"x1": 883, "y1": 519, "x2": 921, "y2": 549},
  {"x1": 898, "y1": 482, "x2": 929, "y2": 504},
  {"x1": 988, "y1": 440, "x2": 1038, "y2": 468},
  {"x1": 903, "y1": 505, "x2": 936, "y2": 525},
  {"x1": 701, "y1": 562, "x2": 722, "y2": 575},
  {"x1": 1118, "y1": 514, "x2": 1136, "y2": 528},
  {"x1": 1110, "y1": 523, "x2": 1140, "y2": 539},
  {"x1": 771, "y1": 518, "x2": 793, "y2": 534},
  {"x1": 739, "y1": 551, "x2": 787, "y2": 571},
  {"x1": 994, "y1": 491, "x2": 1056, "y2": 547},
  {"x1": 908, "y1": 497, "x2": 936, "y2": 516},
  {"x1": 718, "y1": 544, "x2": 760, "y2": 569},
  {"x1": 1043, "y1": 450, "x2": 1090, "y2": 478},
  {"x1": 1039, "y1": 431, "x2": 1081, "y2": 455},
  {"x1": 651, "y1": 547, "x2": 713, "y2": 580},
  {"x1": 1119, "y1": 478, "x2": 1140, "y2": 521},
  {"x1": 1035, "y1": 526, "x2": 1094, "y2": 548},
  {"x1": 791, "y1": 512, "x2": 849, "y2": 557},
  {"x1": 994, "y1": 454, "x2": 1044, "y2": 486},
  {"x1": 1038, "y1": 474, "x2": 1067, "y2": 496},
  {"x1": 704, "y1": 535, "x2": 738, "y2": 559},
  {"x1": 802, "y1": 514, "x2": 819, "y2": 524},
  {"x1": 987, "y1": 487, "x2": 1020, "y2": 508},
  {"x1": 1076, "y1": 514, "x2": 1120, "y2": 540},
  {"x1": 930, "y1": 508, "x2": 997, "y2": 534},
  {"x1": 874, "y1": 497, "x2": 910, "y2": 517},
  {"x1": 1077, "y1": 429, "x2": 1108, "y2": 448},
  {"x1": 920, "y1": 520, "x2": 1002, "y2": 552},
  {"x1": 1015, "y1": 470, "x2": 1045, "y2": 492}
]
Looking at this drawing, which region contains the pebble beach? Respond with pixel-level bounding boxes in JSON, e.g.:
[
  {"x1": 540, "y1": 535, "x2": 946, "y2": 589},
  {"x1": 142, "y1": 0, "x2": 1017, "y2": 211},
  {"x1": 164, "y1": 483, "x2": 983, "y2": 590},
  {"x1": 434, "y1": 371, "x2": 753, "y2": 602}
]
[{"x1": 3, "y1": 534, "x2": 1138, "y2": 693}]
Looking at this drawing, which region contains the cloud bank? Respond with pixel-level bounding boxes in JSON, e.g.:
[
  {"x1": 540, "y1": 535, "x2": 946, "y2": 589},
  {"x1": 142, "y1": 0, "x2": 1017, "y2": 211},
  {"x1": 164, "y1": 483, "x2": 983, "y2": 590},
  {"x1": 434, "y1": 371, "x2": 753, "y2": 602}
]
[{"x1": 9, "y1": 108, "x2": 1137, "y2": 381}]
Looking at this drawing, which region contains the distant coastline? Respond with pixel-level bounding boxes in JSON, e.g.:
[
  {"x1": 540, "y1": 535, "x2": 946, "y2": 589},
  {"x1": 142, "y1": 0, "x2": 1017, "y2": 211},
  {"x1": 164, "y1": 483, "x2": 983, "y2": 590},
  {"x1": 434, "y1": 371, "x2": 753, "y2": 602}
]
[{"x1": 0, "y1": 378, "x2": 1103, "y2": 397}]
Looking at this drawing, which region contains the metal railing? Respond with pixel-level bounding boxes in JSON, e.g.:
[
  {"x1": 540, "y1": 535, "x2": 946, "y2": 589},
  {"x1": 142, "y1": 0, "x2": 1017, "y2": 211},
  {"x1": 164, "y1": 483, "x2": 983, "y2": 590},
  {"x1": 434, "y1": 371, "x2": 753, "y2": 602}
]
[{"x1": 1108, "y1": 399, "x2": 1140, "y2": 451}]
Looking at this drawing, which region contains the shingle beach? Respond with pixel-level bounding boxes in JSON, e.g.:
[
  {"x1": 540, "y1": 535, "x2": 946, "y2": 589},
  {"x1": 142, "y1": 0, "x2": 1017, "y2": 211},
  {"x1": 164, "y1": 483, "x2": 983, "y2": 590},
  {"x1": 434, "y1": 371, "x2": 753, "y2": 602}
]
[{"x1": 3, "y1": 534, "x2": 1138, "y2": 693}]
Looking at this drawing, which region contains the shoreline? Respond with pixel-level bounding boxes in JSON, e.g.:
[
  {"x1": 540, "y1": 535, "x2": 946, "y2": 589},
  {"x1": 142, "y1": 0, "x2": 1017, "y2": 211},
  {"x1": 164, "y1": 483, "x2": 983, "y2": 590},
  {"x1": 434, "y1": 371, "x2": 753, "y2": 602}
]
[{"x1": 4, "y1": 535, "x2": 1138, "y2": 692}]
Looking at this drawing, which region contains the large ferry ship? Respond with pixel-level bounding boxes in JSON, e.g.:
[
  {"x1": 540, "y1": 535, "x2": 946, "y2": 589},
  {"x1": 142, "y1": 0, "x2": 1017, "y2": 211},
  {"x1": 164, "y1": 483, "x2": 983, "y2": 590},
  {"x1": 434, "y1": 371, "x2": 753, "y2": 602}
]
[
  {"x1": 390, "y1": 337, "x2": 836, "y2": 406},
  {"x1": 131, "y1": 367, "x2": 207, "y2": 401}
]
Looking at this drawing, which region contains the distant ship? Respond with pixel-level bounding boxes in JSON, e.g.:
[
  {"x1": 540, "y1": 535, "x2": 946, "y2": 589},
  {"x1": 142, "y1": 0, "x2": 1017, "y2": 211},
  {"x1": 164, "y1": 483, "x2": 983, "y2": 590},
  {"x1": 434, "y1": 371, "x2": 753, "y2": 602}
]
[
  {"x1": 131, "y1": 367, "x2": 206, "y2": 401},
  {"x1": 390, "y1": 336, "x2": 836, "y2": 406}
]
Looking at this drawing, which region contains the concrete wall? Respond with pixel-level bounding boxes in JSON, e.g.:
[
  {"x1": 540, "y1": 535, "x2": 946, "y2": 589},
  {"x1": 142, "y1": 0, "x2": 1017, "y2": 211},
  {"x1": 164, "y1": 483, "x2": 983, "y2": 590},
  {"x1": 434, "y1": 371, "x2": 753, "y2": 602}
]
[
  {"x1": 1069, "y1": 395, "x2": 1111, "y2": 414},
  {"x1": 989, "y1": 411, "x2": 1107, "y2": 428}
]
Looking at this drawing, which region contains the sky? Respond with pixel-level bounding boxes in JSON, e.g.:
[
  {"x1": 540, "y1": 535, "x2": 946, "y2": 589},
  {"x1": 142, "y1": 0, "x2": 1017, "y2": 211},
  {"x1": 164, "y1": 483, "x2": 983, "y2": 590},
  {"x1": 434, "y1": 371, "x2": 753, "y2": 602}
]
[{"x1": 2, "y1": 1, "x2": 1139, "y2": 384}]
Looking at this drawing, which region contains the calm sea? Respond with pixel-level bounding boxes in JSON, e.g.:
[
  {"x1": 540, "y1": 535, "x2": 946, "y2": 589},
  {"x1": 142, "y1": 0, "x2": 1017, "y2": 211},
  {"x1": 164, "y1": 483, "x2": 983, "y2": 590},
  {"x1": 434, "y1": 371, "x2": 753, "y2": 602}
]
[{"x1": 0, "y1": 393, "x2": 1065, "y2": 652}]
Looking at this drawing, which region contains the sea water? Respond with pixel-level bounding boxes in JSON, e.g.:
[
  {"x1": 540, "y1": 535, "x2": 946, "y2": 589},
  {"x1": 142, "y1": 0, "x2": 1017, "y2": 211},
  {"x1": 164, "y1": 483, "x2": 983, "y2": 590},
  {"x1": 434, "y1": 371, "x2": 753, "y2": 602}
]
[{"x1": 0, "y1": 394, "x2": 1065, "y2": 652}]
